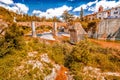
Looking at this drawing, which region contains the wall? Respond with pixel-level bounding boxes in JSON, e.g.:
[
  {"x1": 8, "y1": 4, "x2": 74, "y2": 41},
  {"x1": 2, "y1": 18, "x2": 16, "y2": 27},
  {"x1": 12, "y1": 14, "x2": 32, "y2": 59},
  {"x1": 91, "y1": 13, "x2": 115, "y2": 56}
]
[{"x1": 97, "y1": 18, "x2": 120, "y2": 40}]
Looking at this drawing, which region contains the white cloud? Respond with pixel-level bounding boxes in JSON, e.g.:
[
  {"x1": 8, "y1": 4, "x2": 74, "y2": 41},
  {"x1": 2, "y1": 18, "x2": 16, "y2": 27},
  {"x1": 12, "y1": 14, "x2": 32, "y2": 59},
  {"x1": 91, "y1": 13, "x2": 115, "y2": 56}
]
[
  {"x1": 74, "y1": 0, "x2": 120, "y2": 12},
  {"x1": 15, "y1": 3, "x2": 29, "y2": 14},
  {"x1": 73, "y1": 0, "x2": 98, "y2": 12},
  {"x1": 32, "y1": 10, "x2": 42, "y2": 14},
  {"x1": 0, "y1": 0, "x2": 13, "y2": 4},
  {"x1": 94, "y1": 0, "x2": 120, "y2": 12},
  {"x1": 32, "y1": 5, "x2": 72, "y2": 18},
  {"x1": 0, "y1": 0, "x2": 29, "y2": 14},
  {"x1": 87, "y1": 0, "x2": 98, "y2": 6},
  {"x1": 88, "y1": 7, "x2": 95, "y2": 12}
]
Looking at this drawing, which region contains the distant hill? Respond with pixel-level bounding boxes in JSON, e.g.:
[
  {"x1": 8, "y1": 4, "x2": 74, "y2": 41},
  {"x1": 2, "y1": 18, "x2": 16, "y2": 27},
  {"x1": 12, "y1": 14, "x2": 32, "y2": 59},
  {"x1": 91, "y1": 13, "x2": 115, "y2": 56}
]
[
  {"x1": 0, "y1": 7, "x2": 41, "y2": 22},
  {"x1": 0, "y1": 7, "x2": 16, "y2": 22}
]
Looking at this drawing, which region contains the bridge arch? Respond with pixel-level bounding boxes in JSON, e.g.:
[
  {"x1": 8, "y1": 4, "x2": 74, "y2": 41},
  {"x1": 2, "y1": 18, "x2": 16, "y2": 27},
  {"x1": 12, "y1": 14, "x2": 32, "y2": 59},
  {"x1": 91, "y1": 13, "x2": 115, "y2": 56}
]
[{"x1": 17, "y1": 22, "x2": 68, "y2": 37}]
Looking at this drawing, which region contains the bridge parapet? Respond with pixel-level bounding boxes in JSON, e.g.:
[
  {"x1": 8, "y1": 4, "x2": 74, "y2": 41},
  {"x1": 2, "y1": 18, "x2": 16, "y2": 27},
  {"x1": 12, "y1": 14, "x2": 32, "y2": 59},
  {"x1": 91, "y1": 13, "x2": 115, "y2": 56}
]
[{"x1": 17, "y1": 22, "x2": 67, "y2": 28}]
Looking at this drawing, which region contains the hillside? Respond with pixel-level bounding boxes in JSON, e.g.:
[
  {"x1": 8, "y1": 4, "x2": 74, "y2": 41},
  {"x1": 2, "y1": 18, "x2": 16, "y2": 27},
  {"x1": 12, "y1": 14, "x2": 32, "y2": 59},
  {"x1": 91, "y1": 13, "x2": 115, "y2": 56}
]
[
  {"x1": 0, "y1": 7, "x2": 41, "y2": 22},
  {"x1": 0, "y1": 23, "x2": 120, "y2": 80},
  {"x1": 0, "y1": 6, "x2": 120, "y2": 80}
]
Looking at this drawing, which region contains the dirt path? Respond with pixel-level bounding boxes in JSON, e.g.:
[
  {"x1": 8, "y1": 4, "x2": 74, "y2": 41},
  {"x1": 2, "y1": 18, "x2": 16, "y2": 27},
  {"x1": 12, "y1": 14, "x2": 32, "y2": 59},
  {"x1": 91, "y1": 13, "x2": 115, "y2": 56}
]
[
  {"x1": 55, "y1": 66, "x2": 68, "y2": 80},
  {"x1": 90, "y1": 39, "x2": 120, "y2": 50}
]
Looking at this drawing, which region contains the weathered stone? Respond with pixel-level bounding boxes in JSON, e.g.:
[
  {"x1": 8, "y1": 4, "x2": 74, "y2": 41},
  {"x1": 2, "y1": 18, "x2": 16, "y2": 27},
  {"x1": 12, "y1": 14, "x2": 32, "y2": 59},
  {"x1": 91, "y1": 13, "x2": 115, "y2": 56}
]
[
  {"x1": 52, "y1": 22, "x2": 57, "y2": 36},
  {"x1": 97, "y1": 19, "x2": 120, "y2": 40},
  {"x1": 69, "y1": 22, "x2": 87, "y2": 43},
  {"x1": 31, "y1": 21, "x2": 37, "y2": 37}
]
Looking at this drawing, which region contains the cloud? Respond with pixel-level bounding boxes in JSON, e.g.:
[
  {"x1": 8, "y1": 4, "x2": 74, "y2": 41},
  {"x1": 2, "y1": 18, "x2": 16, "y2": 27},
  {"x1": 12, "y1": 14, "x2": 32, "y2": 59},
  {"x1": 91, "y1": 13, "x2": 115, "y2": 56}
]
[
  {"x1": 0, "y1": 0, "x2": 13, "y2": 4},
  {"x1": 73, "y1": 0, "x2": 120, "y2": 12},
  {"x1": 73, "y1": 0, "x2": 98, "y2": 12},
  {"x1": 32, "y1": 10, "x2": 42, "y2": 14},
  {"x1": 94, "y1": 0, "x2": 120, "y2": 12},
  {"x1": 32, "y1": 5, "x2": 72, "y2": 18},
  {"x1": 15, "y1": 3, "x2": 29, "y2": 14},
  {"x1": 0, "y1": 0, "x2": 29, "y2": 14}
]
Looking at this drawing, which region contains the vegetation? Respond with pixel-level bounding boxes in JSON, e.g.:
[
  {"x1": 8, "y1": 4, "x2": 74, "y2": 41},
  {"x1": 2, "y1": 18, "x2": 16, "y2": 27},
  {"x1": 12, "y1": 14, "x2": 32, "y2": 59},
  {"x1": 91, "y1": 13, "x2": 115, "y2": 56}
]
[
  {"x1": 36, "y1": 25, "x2": 52, "y2": 33},
  {"x1": 0, "y1": 7, "x2": 61, "y2": 22},
  {"x1": 61, "y1": 10, "x2": 74, "y2": 24},
  {"x1": 0, "y1": 22, "x2": 120, "y2": 79},
  {"x1": 0, "y1": 6, "x2": 120, "y2": 80},
  {"x1": 81, "y1": 19, "x2": 100, "y2": 33},
  {"x1": 0, "y1": 23, "x2": 25, "y2": 57}
]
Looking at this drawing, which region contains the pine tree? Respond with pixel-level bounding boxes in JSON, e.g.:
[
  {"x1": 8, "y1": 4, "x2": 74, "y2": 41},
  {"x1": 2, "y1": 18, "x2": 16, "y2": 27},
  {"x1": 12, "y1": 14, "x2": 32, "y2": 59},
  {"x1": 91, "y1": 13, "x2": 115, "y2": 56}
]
[{"x1": 80, "y1": 7, "x2": 84, "y2": 21}]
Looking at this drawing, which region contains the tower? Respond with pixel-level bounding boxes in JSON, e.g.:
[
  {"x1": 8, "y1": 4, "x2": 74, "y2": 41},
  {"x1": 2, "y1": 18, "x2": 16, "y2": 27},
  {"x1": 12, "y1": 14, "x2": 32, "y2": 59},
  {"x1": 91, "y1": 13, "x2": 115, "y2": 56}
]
[{"x1": 98, "y1": 5, "x2": 104, "y2": 12}]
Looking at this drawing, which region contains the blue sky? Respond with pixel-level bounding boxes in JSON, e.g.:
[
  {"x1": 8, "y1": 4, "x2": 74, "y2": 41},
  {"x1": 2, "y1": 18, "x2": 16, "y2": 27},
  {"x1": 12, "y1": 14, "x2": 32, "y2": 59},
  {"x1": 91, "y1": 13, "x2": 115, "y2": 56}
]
[
  {"x1": 0, "y1": 0, "x2": 120, "y2": 18},
  {"x1": 13, "y1": 0, "x2": 90, "y2": 15}
]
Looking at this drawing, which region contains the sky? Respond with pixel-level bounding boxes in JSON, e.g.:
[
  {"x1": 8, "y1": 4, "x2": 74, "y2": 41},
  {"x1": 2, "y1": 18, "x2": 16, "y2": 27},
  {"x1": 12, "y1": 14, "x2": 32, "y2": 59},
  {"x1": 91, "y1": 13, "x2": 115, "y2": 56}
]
[{"x1": 0, "y1": 0, "x2": 120, "y2": 18}]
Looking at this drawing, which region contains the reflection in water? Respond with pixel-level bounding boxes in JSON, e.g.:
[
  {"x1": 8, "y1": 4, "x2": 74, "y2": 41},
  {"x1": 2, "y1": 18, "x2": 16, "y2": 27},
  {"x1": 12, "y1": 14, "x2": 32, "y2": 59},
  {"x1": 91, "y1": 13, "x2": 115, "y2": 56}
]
[{"x1": 37, "y1": 32, "x2": 70, "y2": 40}]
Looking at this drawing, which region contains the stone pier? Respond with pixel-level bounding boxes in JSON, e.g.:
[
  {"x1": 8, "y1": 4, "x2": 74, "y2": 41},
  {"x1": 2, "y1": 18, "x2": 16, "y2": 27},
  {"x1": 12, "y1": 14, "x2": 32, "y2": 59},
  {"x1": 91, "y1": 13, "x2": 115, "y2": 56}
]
[
  {"x1": 31, "y1": 21, "x2": 37, "y2": 37},
  {"x1": 69, "y1": 23, "x2": 87, "y2": 43},
  {"x1": 52, "y1": 22, "x2": 57, "y2": 36}
]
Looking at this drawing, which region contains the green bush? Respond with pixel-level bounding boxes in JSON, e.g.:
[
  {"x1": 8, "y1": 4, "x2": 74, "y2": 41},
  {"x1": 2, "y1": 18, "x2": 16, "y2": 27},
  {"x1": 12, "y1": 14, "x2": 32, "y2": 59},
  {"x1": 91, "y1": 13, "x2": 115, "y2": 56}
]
[{"x1": 0, "y1": 23, "x2": 25, "y2": 57}]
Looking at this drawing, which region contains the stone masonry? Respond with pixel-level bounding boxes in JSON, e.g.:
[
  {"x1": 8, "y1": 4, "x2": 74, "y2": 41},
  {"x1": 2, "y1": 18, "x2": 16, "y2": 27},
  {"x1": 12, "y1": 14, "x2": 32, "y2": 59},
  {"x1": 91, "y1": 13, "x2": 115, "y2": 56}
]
[
  {"x1": 97, "y1": 18, "x2": 120, "y2": 40},
  {"x1": 69, "y1": 22, "x2": 87, "y2": 43}
]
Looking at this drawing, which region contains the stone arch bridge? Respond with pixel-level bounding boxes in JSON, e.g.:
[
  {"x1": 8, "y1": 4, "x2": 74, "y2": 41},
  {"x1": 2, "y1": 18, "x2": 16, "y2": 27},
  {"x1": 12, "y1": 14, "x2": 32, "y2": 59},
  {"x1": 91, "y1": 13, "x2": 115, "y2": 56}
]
[
  {"x1": 17, "y1": 22, "x2": 68, "y2": 37},
  {"x1": 17, "y1": 22, "x2": 67, "y2": 28}
]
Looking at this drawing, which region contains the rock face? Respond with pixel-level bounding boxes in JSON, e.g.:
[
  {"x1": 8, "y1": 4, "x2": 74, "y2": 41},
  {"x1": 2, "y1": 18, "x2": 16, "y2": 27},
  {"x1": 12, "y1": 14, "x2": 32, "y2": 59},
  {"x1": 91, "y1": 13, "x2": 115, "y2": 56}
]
[
  {"x1": 97, "y1": 19, "x2": 120, "y2": 40},
  {"x1": 13, "y1": 52, "x2": 70, "y2": 80},
  {"x1": 0, "y1": 20, "x2": 8, "y2": 35}
]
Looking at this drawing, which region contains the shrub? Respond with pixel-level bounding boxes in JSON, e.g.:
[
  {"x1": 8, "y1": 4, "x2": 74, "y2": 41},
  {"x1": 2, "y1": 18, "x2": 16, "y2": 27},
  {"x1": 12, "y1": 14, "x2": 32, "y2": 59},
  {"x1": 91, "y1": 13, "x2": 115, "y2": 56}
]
[{"x1": 0, "y1": 23, "x2": 25, "y2": 57}]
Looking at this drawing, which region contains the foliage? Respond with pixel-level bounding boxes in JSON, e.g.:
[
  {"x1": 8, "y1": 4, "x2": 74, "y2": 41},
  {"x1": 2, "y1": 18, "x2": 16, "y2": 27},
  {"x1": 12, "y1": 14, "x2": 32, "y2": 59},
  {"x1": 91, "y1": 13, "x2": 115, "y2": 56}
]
[
  {"x1": 61, "y1": 10, "x2": 74, "y2": 24},
  {"x1": 64, "y1": 40, "x2": 120, "y2": 79},
  {"x1": 0, "y1": 23, "x2": 25, "y2": 57},
  {"x1": 0, "y1": 7, "x2": 61, "y2": 22},
  {"x1": 36, "y1": 25, "x2": 52, "y2": 33},
  {"x1": 81, "y1": 20, "x2": 100, "y2": 32},
  {"x1": 49, "y1": 43, "x2": 67, "y2": 64}
]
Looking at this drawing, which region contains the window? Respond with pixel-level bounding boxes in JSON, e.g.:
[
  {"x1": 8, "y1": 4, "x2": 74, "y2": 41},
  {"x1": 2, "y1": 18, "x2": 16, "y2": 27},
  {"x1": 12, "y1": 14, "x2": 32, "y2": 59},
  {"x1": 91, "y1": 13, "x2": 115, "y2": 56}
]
[
  {"x1": 115, "y1": 8, "x2": 118, "y2": 10},
  {"x1": 114, "y1": 11, "x2": 118, "y2": 14}
]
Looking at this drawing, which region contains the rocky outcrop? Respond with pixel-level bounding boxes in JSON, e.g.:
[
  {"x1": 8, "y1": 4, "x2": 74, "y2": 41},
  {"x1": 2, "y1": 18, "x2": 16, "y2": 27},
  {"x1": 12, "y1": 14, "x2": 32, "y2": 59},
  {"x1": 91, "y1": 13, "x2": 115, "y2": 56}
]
[
  {"x1": 12, "y1": 51, "x2": 70, "y2": 80},
  {"x1": 0, "y1": 20, "x2": 8, "y2": 35},
  {"x1": 83, "y1": 66, "x2": 120, "y2": 80},
  {"x1": 97, "y1": 19, "x2": 120, "y2": 40}
]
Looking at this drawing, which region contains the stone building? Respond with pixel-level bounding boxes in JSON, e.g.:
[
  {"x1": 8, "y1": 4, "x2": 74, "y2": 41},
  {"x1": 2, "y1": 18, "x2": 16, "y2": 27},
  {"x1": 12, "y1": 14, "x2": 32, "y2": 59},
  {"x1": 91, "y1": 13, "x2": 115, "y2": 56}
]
[
  {"x1": 84, "y1": 5, "x2": 120, "y2": 20},
  {"x1": 84, "y1": 13, "x2": 97, "y2": 20},
  {"x1": 96, "y1": 10, "x2": 110, "y2": 20},
  {"x1": 69, "y1": 23, "x2": 87, "y2": 43},
  {"x1": 110, "y1": 7, "x2": 120, "y2": 18}
]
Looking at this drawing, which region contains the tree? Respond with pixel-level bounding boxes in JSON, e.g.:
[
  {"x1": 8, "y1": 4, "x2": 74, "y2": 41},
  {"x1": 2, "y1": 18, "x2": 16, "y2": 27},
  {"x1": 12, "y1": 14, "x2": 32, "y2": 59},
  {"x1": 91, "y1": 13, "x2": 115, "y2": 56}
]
[
  {"x1": 61, "y1": 10, "x2": 74, "y2": 25},
  {"x1": 61, "y1": 10, "x2": 71, "y2": 22},
  {"x1": 52, "y1": 16, "x2": 60, "y2": 22},
  {"x1": 80, "y1": 7, "x2": 84, "y2": 21},
  {"x1": 0, "y1": 23, "x2": 25, "y2": 57}
]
